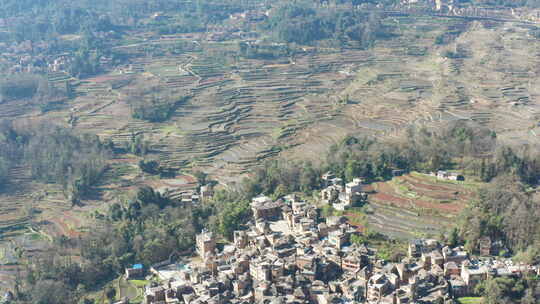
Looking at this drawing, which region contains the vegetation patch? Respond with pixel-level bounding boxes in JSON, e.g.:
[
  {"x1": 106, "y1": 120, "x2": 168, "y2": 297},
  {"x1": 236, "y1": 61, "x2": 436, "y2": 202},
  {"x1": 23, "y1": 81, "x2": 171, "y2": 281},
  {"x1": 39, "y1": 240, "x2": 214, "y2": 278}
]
[{"x1": 457, "y1": 297, "x2": 483, "y2": 304}]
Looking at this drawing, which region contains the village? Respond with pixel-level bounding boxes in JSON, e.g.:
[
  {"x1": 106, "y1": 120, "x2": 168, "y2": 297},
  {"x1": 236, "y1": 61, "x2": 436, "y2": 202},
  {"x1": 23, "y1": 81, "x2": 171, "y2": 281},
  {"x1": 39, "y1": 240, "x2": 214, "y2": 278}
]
[
  {"x1": 1, "y1": 0, "x2": 540, "y2": 79},
  {"x1": 120, "y1": 172, "x2": 539, "y2": 304}
]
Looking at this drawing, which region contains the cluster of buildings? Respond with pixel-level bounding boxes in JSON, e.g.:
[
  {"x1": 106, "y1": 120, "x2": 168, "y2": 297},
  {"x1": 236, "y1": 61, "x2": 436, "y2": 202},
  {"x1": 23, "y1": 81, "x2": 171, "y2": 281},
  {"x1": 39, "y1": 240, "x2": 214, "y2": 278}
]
[
  {"x1": 0, "y1": 12, "x2": 119, "y2": 78},
  {"x1": 0, "y1": 39, "x2": 50, "y2": 74},
  {"x1": 400, "y1": 0, "x2": 540, "y2": 22},
  {"x1": 0, "y1": 36, "x2": 116, "y2": 76},
  {"x1": 165, "y1": 185, "x2": 214, "y2": 206},
  {"x1": 206, "y1": 8, "x2": 270, "y2": 42},
  {"x1": 320, "y1": 173, "x2": 367, "y2": 211},
  {"x1": 401, "y1": 0, "x2": 473, "y2": 12},
  {"x1": 131, "y1": 188, "x2": 538, "y2": 304},
  {"x1": 229, "y1": 10, "x2": 269, "y2": 23},
  {"x1": 207, "y1": 30, "x2": 260, "y2": 43},
  {"x1": 430, "y1": 171, "x2": 464, "y2": 182}
]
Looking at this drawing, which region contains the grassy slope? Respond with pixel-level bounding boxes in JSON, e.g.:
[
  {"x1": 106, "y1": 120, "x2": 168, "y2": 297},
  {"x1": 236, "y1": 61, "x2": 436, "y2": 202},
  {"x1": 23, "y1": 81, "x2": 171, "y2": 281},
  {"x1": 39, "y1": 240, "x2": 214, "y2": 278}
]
[{"x1": 458, "y1": 297, "x2": 484, "y2": 304}]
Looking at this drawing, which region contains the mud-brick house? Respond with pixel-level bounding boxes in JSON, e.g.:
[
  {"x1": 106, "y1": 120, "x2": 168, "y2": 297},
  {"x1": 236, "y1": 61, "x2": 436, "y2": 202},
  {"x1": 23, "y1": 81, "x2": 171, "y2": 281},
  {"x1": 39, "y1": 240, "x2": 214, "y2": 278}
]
[
  {"x1": 461, "y1": 261, "x2": 488, "y2": 292},
  {"x1": 322, "y1": 172, "x2": 343, "y2": 187},
  {"x1": 478, "y1": 236, "x2": 492, "y2": 256},
  {"x1": 196, "y1": 229, "x2": 216, "y2": 258},
  {"x1": 408, "y1": 239, "x2": 424, "y2": 258},
  {"x1": 321, "y1": 186, "x2": 341, "y2": 205},
  {"x1": 145, "y1": 285, "x2": 166, "y2": 303},
  {"x1": 442, "y1": 246, "x2": 468, "y2": 264},
  {"x1": 200, "y1": 185, "x2": 214, "y2": 202},
  {"x1": 444, "y1": 261, "x2": 460, "y2": 277},
  {"x1": 234, "y1": 230, "x2": 248, "y2": 249},
  {"x1": 251, "y1": 196, "x2": 282, "y2": 221},
  {"x1": 250, "y1": 258, "x2": 271, "y2": 282},
  {"x1": 328, "y1": 229, "x2": 350, "y2": 249},
  {"x1": 342, "y1": 251, "x2": 369, "y2": 273},
  {"x1": 449, "y1": 276, "x2": 467, "y2": 298}
]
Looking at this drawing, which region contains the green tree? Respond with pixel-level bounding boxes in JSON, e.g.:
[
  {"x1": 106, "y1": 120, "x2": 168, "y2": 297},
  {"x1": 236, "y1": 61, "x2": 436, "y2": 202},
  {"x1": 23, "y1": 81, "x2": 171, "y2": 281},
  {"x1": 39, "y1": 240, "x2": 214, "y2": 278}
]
[
  {"x1": 217, "y1": 200, "x2": 250, "y2": 239},
  {"x1": 480, "y1": 277, "x2": 524, "y2": 304},
  {"x1": 105, "y1": 285, "x2": 116, "y2": 303},
  {"x1": 448, "y1": 227, "x2": 460, "y2": 247}
]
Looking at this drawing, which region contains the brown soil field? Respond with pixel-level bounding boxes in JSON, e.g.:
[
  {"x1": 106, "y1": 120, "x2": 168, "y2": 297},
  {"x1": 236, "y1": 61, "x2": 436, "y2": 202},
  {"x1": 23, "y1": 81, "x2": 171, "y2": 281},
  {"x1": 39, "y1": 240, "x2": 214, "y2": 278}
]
[
  {"x1": 371, "y1": 184, "x2": 411, "y2": 208},
  {"x1": 370, "y1": 173, "x2": 478, "y2": 215}
]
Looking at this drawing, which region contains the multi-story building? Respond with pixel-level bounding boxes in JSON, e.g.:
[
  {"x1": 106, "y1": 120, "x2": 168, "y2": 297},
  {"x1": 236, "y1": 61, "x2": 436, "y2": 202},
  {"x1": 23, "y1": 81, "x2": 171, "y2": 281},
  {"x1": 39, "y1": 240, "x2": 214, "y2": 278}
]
[{"x1": 196, "y1": 229, "x2": 216, "y2": 259}]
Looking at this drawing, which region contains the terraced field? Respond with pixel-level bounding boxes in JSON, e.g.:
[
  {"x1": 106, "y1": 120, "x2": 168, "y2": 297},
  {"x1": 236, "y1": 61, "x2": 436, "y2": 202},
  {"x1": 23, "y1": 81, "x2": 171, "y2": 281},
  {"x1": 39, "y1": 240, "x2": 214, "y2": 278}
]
[
  {"x1": 0, "y1": 14, "x2": 539, "y2": 272},
  {"x1": 20, "y1": 17, "x2": 537, "y2": 185},
  {"x1": 0, "y1": 155, "x2": 198, "y2": 274},
  {"x1": 361, "y1": 172, "x2": 482, "y2": 239}
]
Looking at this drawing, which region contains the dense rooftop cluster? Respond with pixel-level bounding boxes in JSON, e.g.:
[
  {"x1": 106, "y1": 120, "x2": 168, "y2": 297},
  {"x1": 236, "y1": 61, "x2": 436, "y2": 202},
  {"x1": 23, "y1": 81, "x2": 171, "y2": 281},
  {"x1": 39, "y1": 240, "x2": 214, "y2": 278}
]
[{"x1": 131, "y1": 192, "x2": 539, "y2": 304}]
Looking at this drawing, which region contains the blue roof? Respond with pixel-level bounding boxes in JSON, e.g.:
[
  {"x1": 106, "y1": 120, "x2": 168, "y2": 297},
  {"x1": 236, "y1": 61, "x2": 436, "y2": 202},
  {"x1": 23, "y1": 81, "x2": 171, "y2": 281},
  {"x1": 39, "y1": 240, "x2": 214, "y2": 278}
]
[{"x1": 133, "y1": 264, "x2": 143, "y2": 269}]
